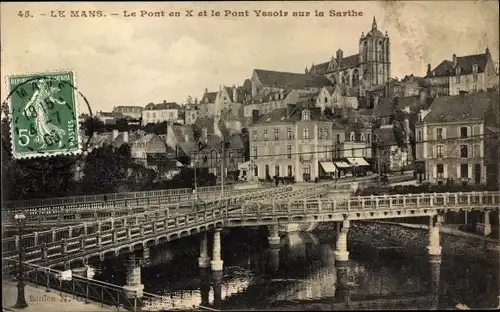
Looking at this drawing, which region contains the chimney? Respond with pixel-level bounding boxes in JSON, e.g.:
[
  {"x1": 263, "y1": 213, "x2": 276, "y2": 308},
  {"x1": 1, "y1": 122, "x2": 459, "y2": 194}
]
[
  {"x1": 427, "y1": 63, "x2": 431, "y2": 75},
  {"x1": 486, "y1": 47, "x2": 490, "y2": 55},
  {"x1": 252, "y1": 109, "x2": 260, "y2": 124},
  {"x1": 286, "y1": 104, "x2": 296, "y2": 118},
  {"x1": 233, "y1": 87, "x2": 238, "y2": 103},
  {"x1": 453, "y1": 53, "x2": 457, "y2": 67},
  {"x1": 404, "y1": 117, "x2": 410, "y2": 144},
  {"x1": 205, "y1": 88, "x2": 208, "y2": 94},
  {"x1": 123, "y1": 131, "x2": 129, "y2": 143},
  {"x1": 112, "y1": 129, "x2": 119, "y2": 140}
]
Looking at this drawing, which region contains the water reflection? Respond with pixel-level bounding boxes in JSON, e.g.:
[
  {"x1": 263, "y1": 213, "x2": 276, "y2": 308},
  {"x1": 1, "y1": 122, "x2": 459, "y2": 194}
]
[{"x1": 94, "y1": 227, "x2": 497, "y2": 311}]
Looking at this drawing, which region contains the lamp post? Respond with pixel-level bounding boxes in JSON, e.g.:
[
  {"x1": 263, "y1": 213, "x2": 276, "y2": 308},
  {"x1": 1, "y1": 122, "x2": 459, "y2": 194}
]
[{"x1": 14, "y1": 212, "x2": 28, "y2": 309}]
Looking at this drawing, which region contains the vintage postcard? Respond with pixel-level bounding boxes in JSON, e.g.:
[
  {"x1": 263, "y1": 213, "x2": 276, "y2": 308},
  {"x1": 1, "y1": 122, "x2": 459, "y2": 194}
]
[{"x1": 1, "y1": 1, "x2": 499, "y2": 312}]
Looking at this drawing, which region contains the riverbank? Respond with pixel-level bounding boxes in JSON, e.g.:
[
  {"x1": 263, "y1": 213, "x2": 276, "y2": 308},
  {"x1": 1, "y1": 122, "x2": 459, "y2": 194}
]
[
  {"x1": 314, "y1": 221, "x2": 499, "y2": 263},
  {"x1": 2, "y1": 280, "x2": 115, "y2": 312}
]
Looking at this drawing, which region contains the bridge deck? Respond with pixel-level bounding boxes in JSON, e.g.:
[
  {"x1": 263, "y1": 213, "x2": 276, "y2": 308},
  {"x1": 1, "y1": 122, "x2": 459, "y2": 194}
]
[{"x1": 3, "y1": 190, "x2": 498, "y2": 268}]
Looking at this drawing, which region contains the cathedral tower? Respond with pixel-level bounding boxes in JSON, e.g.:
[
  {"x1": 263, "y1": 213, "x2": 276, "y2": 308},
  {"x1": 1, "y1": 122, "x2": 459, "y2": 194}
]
[{"x1": 359, "y1": 16, "x2": 390, "y2": 88}]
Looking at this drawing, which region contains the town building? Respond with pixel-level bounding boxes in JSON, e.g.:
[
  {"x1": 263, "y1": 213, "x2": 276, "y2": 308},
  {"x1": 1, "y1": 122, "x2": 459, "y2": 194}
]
[
  {"x1": 96, "y1": 111, "x2": 120, "y2": 125},
  {"x1": 191, "y1": 133, "x2": 246, "y2": 179},
  {"x1": 425, "y1": 48, "x2": 499, "y2": 97},
  {"x1": 415, "y1": 91, "x2": 499, "y2": 185},
  {"x1": 250, "y1": 69, "x2": 332, "y2": 98},
  {"x1": 183, "y1": 104, "x2": 200, "y2": 125},
  {"x1": 164, "y1": 124, "x2": 198, "y2": 165},
  {"x1": 112, "y1": 106, "x2": 143, "y2": 120},
  {"x1": 399, "y1": 74, "x2": 427, "y2": 97},
  {"x1": 199, "y1": 89, "x2": 218, "y2": 117},
  {"x1": 249, "y1": 105, "x2": 345, "y2": 182},
  {"x1": 141, "y1": 101, "x2": 182, "y2": 125},
  {"x1": 243, "y1": 89, "x2": 321, "y2": 118},
  {"x1": 306, "y1": 17, "x2": 391, "y2": 98},
  {"x1": 316, "y1": 85, "x2": 359, "y2": 111}
]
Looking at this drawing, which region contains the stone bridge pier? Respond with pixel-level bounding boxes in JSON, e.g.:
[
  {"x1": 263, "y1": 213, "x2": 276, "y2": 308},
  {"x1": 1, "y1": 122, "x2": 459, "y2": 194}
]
[
  {"x1": 427, "y1": 214, "x2": 443, "y2": 263},
  {"x1": 335, "y1": 263, "x2": 351, "y2": 307},
  {"x1": 268, "y1": 246, "x2": 280, "y2": 273},
  {"x1": 334, "y1": 220, "x2": 350, "y2": 264},
  {"x1": 430, "y1": 257, "x2": 441, "y2": 310},
  {"x1": 123, "y1": 254, "x2": 144, "y2": 298}
]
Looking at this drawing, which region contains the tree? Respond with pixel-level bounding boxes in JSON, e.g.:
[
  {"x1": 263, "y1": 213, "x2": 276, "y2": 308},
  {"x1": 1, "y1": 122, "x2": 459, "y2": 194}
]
[
  {"x1": 80, "y1": 116, "x2": 105, "y2": 136},
  {"x1": 81, "y1": 143, "x2": 132, "y2": 194}
]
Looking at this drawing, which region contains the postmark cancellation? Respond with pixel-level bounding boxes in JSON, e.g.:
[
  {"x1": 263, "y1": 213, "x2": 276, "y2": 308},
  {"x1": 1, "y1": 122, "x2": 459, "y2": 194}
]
[{"x1": 6, "y1": 70, "x2": 81, "y2": 159}]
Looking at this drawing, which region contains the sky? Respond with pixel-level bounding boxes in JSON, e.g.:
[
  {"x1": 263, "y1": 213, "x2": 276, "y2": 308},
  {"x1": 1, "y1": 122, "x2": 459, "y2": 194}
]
[{"x1": 1, "y1": 1, "x2": 499, "y2": 114}]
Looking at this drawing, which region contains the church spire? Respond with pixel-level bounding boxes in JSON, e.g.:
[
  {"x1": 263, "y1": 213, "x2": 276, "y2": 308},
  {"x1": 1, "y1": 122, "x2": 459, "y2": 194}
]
[
  {"x1": 372, "y1": 16, "x2": 377, "y2": 30},
  {"x1": 305, "y1": 66, "x2": 308, "y2": 74}
]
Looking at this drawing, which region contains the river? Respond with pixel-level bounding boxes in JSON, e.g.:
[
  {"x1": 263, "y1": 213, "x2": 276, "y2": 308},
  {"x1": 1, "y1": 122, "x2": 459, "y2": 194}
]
[{"x1": 92, "y1": 223, "x2": 499, "y2": 311}]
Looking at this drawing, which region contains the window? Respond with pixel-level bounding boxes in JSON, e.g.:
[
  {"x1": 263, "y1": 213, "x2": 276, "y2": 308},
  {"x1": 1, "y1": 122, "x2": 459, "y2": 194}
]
[
  {"x1": 301, "y1": 110, "x2": 310, "y2": 121},
  {"x1": 367, "y1": 133, "x2": 371, "y2": 143},
  {"x1": 252, "y1": 130, "x2": 257, "y2": 140},
  {"x1": 349, "y1": 132, "x2": 355, "y2": 141},
  {"x1": 473, "y1": 144, "x2": 481, "y2": 158},
  {"x1": 275, "y1": 165, "x2": 280, "y2": 177},
  {"x1": 472, "y1": 85, "x2": 477, "y2": 92},
  {"x1": 287, "y1": 145, "x2": 292, "y2": 159},
  {"x1": 287, "y1": 128, "x2": 292, "y2": 140},
  {"x1": 437, "y1": 164, "x2": 444, "y2": 178},
  {"x1": 336, "y1": 134, "x2": 340, "y2": 143},
  {"x1": 460, "y1": 145, "x2": 469, "y2": 158},
  {"x1": 455, "y1": 75, "x2": 460, "y2": 83},
  {"x1": 319, "y1": 128, "x2": 323, "y2": 139},
  {"x1": 460, "y1": 164, "x2": 468, "y2": 179},
  {"x1": 303, "y1": 166, "x2": 311, "y2": 174},
  {"x1": 324, "y1": 128, "x2": 329, "y2": 139},
  {"x1": 473, "y1": 74, "x2": 478, "y2": 82},
  {"x1": 324, "y1": 97, "x2": 328, "y2": 103},
  {"x1": 324, "y1": 146, "x2": 328, "y2": 158},
  {"x1": 460, "y1": 127, "x2": 468, "y2": 138},
  {"x1": 436, "y1": 145, "x2": 444, "y2": 158},
  {"x1": 303, "y1": 126, "x2": 309, "y2": 139},
  {"x1": 274, "y1": 129, "x2": 279, "y2": 140},
  {"x1": 264, "y1": 130, "x2": 268, "y2": 141},
  {"x1": 417, "y1": 130, "x2": 422, "y2": 142},
  {"x1": 287, "y1": 165, "x2": 293, "y2": 177},
  {"x1": 254, "y1": 166, "x2": 258, "y2": 177},
  {"x1": 252, "y1": 147, "x2": 258, "y2": 159},
  {"x1": 436, "y1": 128, "x2": 443, "y2": 140},
  {"x1": 473, "y1": 64, "x2": 478, "y2": 73}
]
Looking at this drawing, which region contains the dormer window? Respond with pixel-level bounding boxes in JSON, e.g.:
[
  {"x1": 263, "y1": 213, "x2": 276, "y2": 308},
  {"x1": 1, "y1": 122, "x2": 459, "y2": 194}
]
[
  {"x1": 473, "y1": 64, "x2": 478, "y2": 73},
  {"x1": 349, "y1": 132, "x2": 355, "y2": 141},
  {"x1": 456, "y1": 67, "x2": 461, "y2": 75},
  {"x1": 301, "y1": 110, "x2": 311, "y2": 121}
]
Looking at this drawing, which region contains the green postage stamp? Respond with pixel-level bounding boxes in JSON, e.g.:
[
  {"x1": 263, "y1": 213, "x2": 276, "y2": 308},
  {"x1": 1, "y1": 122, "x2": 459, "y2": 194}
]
[{"x1": 6, "y1": 71, "x2": 81, "y2": 159}]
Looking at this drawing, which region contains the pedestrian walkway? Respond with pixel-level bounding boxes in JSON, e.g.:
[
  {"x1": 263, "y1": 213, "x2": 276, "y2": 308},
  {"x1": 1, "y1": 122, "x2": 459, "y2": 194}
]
[{"x1": 2, "y1": 280, "x2": 114, "y2": 312}]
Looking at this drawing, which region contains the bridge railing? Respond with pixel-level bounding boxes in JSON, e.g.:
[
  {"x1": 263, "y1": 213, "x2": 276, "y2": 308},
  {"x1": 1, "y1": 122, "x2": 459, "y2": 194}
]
[
  {"x1": 2, "y1": 186, "x2": 296, "y2": 258},
  {"x1": 3, "y1": 258, "x2": 170, "y2": 311},
  {"x1": 1, "y1": 187, "x2": 265, "y2": 222},
  {"x1": 2, "y1": 200, "x2": 234, "y2": 265},
  {"x1": 238, "y1": 191, "x2": 500, "y2": 215},
  {"x1": 3, "y1": 184, "x2": 237, "y2": 211},
  {"x1": 2, "y1": 185, "x2": 295, "y2": 226}
]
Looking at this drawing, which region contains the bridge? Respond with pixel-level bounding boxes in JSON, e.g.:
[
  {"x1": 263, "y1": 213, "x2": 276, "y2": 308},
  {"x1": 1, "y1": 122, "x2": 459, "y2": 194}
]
[
  {"x1": 2, "y1": 184, "x2": 350, "y2": 231},
  {"x1": 3, "y1": 187, "x2": 498, "y2": 310},
  {"x1": 2, "y1": 183, "x2": 352, "y2": 230}
]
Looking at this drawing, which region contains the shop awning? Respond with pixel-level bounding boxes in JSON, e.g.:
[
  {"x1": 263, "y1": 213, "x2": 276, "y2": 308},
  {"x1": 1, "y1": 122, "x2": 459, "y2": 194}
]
[
  {"x1": 334, "y1": 161, "x2": 351, "y2": 168},
  {"x1": 320, "y1": 162, "x2": 337, "y2": 173},
  {"x1": 238, "y1": 161, "x2": 250, "y2": 170},
  {"x1": 346, "y1": 157, "x2": 370, "y2": 166}
]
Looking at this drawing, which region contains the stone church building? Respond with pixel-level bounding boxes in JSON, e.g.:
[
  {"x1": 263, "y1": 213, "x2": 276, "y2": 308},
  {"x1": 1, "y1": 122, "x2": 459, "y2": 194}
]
[{"x1": 306, "y1": 17, "x2": 391, "y2": 98}]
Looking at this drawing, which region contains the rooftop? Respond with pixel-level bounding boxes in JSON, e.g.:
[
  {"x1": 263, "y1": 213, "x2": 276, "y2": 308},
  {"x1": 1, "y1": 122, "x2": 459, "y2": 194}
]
[
  {"x1": 253, "y1": 69, "x2": 333, "y2": 90},
  {"x1": 423, "y1": 91, "x2": 499, "y2": 123}
]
